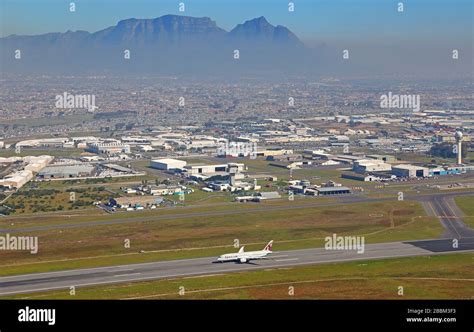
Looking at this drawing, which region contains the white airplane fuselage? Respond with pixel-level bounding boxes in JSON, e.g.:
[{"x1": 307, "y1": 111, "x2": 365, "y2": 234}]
[
  {"x1": 217, "y1": 251, "x2": 269, "y2": 263},
  {"x1": 216, "y1": 241, "x2": 273, "y2": 263}
]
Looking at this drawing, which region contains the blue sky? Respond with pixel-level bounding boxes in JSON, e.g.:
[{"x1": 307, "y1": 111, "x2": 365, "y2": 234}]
[{"x1": 1, "y1": 0, "x2": 472, "y2": 43}]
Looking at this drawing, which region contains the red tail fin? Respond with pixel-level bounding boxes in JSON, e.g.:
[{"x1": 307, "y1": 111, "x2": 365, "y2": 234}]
[{"x1": 263, "y1": 240, "x2": 273, "y2": 252}]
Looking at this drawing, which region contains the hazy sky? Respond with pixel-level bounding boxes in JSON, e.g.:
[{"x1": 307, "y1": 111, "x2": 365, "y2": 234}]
[
  {"x1": 0, "y1": 0, "x2": 472, "y2": 44},
  {"x1": 1, "y1": 0, "x2": 471, "y2": 78}
]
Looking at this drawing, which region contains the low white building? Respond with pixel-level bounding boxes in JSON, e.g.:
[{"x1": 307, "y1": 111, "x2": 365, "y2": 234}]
[
  {"x1": 0, "y1": 155, "x2": 53, "y2": 189},
  {"x1": 87, "y1": 141, "x2": 131, "y2": 154},
  {"x1": 150, "y1": 158, "x2": 187, "y2": 171},
  {"x1": 184, "y1": 163, "x2": 245, "y2": 176},
  {"x1": 146, "y1": 185, "x2": 184, "y2": 196},
  {"x1": 0, "y1": 170, "x2": 34, "y2": 189},
  {"x1": 16, "y1": 138, "x2": 69, "y2": 148},
  {"x1": 353, "y1": 160, "x2": 392, "y2": 173},
  {"x1": 392, "y1": 165, "x2": 429, "y2": 178},
  {"x1": 255, "y1": 149, "x2": 293, "y2": 157},
  {"x1": 320, "y1": 160, "x2": 340, "y2": 166}
]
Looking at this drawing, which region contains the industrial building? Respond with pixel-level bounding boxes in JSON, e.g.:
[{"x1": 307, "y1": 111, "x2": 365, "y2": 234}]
[
  {"x1": 315, "y1": 160, "x2": 340, "y2": 166},
  {"x1": 38, "y1": 164, "x2": 95, "y2": 179},
  {"x1": 305, "y1": 150, "x2": 332, "y2": 160},
  {"x1": 332, "y1": 154, "x2": 364, "y2": 165},
  {"x1": 342, "y1": 172, "x2": 394, "y2": 182},
  {"x1": 145, "y1": 185, "x2": 184, "y2": 196},
  {"x1": 0, "y1": 155, "x2": 53, "y2": 189},
  {"x1": 206, "y1": 178, "x2": 257, "y2": 192},
  {"x1": 286, "y1": 179, "x2": 352, "y2": 196},
  {"x1": 87, "y1": 141, "x2": 131, "y2": 155},
  {"x1": 429, "y1": 167, "x2": 462, "y2": 176},
  {"x1": 0, "y1": 170, "x2": 34, "y2": 189},
  {"x1": 111, "y1": 196, "x2": 164, "y2": 209},
  {"x1": 392, "y1": 165, "x2": 429, "y2": 178},
  {"x1": 316, "y1": 186, "x2": 352, "y2": 196},
  {"x1": 266, "y1": 154, "x2": 303, "y2": 162},
  {"x1": 353, "y1": 160, "x2": 392, "y2": 173},
  {"x1": 255, "y1": 148, "x2": 293, "y2": 158},
  {"x1": 329, "y1": 135, "x2": 350, "y2": 143},
  {"x1": 16, "y1": 138, "x2": 69, "y2": 148},
  {"x1": 150, "y1": 158, "x2": 187, "y2": 171},
  {"x1": 216, "y1": 142, "x2": 257, "y2": 158},
  {"x1": 184, "y1": 163, "x2": 245, "y2": 176},
  {"x1": 235, "y1": 191, "x2": 281, "y2": 202},
  {"x1": 102, "y1": 164, "x2": 135, "y2": 174},
  {"x1": 269, "y1": 160, "x2": 312, "y2": 169}
]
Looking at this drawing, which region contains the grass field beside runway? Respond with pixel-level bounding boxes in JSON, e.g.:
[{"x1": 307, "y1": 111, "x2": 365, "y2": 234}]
[
  {"x1": 0, "y1": 195, "x2": 340, "y2": 230},
  {"x1": 0, "y1": 200, "x2": 443, "y2": 276},
  {"x1": 455, "y1": 196, "x2": 474, "y2": 228},
  {"x1": 7, "y1": 253, "x2": 473, "y2": 300}
]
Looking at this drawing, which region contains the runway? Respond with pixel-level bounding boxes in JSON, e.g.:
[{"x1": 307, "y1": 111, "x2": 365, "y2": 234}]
[
  {"x1": 0, "y1": 238, "x2": 473, "y2": 296},
  {"x1": 422, "y1": 195, "x2": 474, "y2": 239},
  {"x1": 0, "y1": 190, "x2": 472, "y2": 297}
]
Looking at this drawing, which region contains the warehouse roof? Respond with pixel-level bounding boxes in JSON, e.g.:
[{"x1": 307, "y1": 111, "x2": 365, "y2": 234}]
[
  {"x1": 316, "y1": 186, "x2": 351, "y2": 192},
  {"x1": 39, "y1": 165, "x2": 94, "y2": 175},
  {"x1": 392, "y1": 164, "x2": 428, "y2": 170},
  {"x1": 152, "y1": 158, "x2": 186, "y2": 164}
]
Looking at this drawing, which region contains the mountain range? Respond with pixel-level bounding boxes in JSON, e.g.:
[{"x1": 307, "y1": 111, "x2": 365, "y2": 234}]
[{"x1": 0, "y1": 15, "x2": 312, "y2": 76}]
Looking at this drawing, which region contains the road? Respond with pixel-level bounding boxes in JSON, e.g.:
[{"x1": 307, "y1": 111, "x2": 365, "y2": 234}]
[{"x1": 0, "y1": 238, "x2": 473, "y2": 296}]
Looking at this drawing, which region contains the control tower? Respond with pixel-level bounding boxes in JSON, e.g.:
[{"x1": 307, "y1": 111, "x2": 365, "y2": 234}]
[{"x1": 455, "y1": 131, "x2": 463, "y2": 165}]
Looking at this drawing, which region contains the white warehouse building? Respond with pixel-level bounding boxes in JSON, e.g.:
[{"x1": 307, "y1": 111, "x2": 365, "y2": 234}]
[
  {"x1": 353, "y1": 160, "x2": 392, "y2": 173},
  {"x1": 392, "y1": 165, "x2": 429, "y2": 178},
  {"x1": 150, "y1": 158, "x2": 187, "y2": 171},
  {"x1": 184, "y1": 163, "x2": 245, "y2": 176},
  {"x1": 87, "y1": 142, "x2": 131, "y2": 154}
]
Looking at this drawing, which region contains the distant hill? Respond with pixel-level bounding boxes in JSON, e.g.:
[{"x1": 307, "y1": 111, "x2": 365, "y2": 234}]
[
  {"x1": 229, "y1": 16, "x2": 304, "y2": 47},
  {"x1": 0, "y1": 15, "x2": 312, "y2": 76}
]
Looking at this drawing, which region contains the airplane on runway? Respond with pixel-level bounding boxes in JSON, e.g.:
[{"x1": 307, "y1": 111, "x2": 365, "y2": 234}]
[{"x1": 215, "y1": 240, "x2": 273, "y2": 263}]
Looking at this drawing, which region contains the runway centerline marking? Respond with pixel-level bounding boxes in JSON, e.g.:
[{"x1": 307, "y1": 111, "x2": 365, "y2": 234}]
[
  {"x1": 439, "y1": 198, "x2": 463, "y2": 239},
  {"x1": 433, "y1": 199, "x2": 462, "y2": 239},
  {"x1": 113, "y1": 273, "x2": 141, "y2": 278}
]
